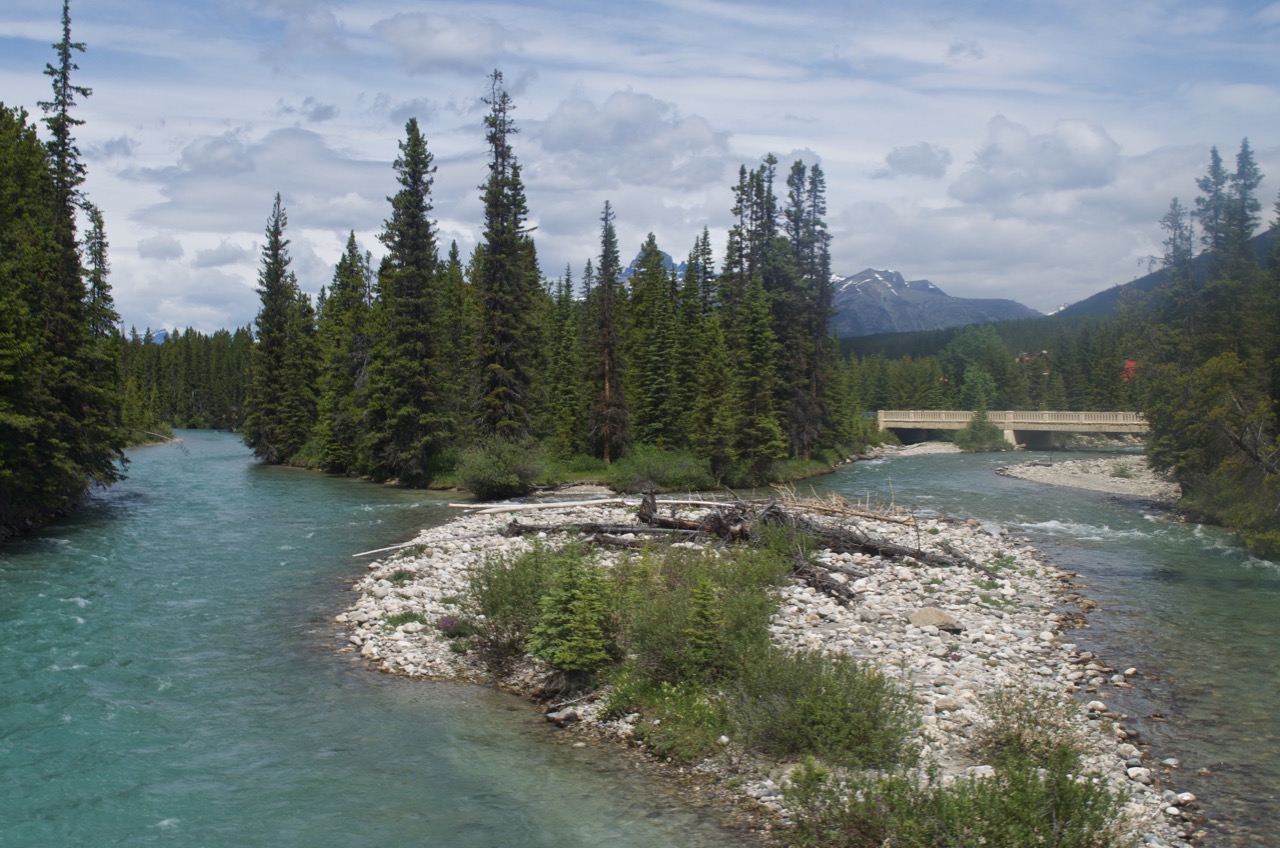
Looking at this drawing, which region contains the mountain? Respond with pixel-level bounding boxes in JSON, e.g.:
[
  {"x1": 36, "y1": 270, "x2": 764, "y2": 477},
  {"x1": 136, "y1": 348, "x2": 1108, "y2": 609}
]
[
  {"x1": 1055, "y1": 229, "x2": 1276, "y2": 319},
  {"x1": 831, "y1": 269, "x2": 1041, "y2": 337}
]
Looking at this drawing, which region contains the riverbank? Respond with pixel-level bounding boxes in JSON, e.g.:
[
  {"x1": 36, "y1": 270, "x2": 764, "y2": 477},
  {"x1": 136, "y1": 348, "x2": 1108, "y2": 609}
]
[
  {"x1": 337, "y1": 497, "x2": 1199, "y2": 846},
  {"x1": 997, "y1": 454, "x2": 1180, "y2": 504}
]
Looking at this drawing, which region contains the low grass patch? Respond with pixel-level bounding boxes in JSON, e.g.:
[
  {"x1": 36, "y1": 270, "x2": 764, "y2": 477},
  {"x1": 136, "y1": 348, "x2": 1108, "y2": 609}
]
[{"x1": 383, "y1": 611, "x2": 428, "y2": 629}]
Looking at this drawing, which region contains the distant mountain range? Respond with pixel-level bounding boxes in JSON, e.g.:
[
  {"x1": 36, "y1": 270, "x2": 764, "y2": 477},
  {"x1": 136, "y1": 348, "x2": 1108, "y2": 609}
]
[{"x1": 830, "y1": 269, "x2": 1041, "y2": 337}]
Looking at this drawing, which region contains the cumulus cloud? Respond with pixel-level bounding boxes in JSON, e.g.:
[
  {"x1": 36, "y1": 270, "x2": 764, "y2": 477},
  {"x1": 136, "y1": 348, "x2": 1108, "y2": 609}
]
[
  {"x1": 193, "y1": 240, "x2": 252, "y2": 268},
  {"x1": 373, "y1": 12, "x2": 511, "y2": 75},
  {"x1": 237, "y1": 0, "x2": 343, "y2": 56},
  {"x1": 874, "y1": 142, "x2": 952, "y2": 179},
  {"x1": 533, "y1": 91, "x2": 731, "y2": 192},
  {"x1": 949, "y1": 116, "x2": 1119, "y2": 204},
  {"x1": 137, "y1": 234, "x2": 184, "y2": 260}
]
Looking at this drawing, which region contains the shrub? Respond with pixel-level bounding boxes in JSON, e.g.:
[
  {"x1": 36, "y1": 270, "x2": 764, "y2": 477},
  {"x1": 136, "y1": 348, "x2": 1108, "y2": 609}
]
[
  {"x1": 729, "y1": 649, "x2": 918, "y2": 769},
  {"x1": 969, "y1": 686, "x2": 1090, "y2": 772},
  {"x1": 606, "y1": 445, "x2": 715, "y2": 493},
  {"x1": 436, "y1": 614, "x2": 478, "y2": 639},
  {"x1": 456, "y1": 438, "x2": 544, "y2": 500},
  {"x1": 612, "y1": 545, "x2": 787, "y2": 686},
  {"x1": 467, "y1": 542, "x2": 565, "y2": 662},
  {"x1": 954, "y1": 409, "x2": 1013, "y2": 452},
  {"x1": 785, "y1": 759, "x2": 1136, "y2": 848},
  {"x1": 526, "y1": 554, "x2": 617, "y2": 673}
]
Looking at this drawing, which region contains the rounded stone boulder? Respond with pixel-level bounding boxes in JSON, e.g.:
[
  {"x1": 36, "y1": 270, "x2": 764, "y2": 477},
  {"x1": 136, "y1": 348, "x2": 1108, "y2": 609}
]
[{"x1": 908, "y1": 607, "x2": 963, "y2": 633}]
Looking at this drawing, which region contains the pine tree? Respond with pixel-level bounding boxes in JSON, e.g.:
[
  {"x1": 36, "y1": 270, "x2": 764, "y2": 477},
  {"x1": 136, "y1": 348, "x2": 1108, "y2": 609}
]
[
  {"x1": 243, "y1": 194, "x2": 310, "y2": 463},
  {"x1": 728, "y1": 275, "x2": 787, "y2": 482},
  {"x1": 586, "y1": 202, "x2": 630, "y2": 461},
  {"x1": 474, "y1": 70, "x2": 543, "y2": 440},
  {"x1": 626, "y1": 233, "x2": 681, "y2": 446},
  {"x1": 362, "y1": 119, "x2": 448, "y2": 485},
  {"x1": 314, "y1": 232, "x2": 373, "y2": 472},
  {"x1": 546, "y1": 268, "x2": 587, "y2": 460}
]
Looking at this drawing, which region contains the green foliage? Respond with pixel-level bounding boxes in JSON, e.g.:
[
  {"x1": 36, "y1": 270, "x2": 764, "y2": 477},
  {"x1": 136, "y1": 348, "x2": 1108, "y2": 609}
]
[
  {"x1": 612, "y1": 545, "x2": 786, "y2": 687},
  {"x1": 455, "y1": 438, "x2": 544, "y2": 500},
  {"x1": 968, "y1": 687, "x2": 1089, "y2": 773},
  {"x1": 526, "y1": 553, "x2": 616, "y2": 672},
  {"x1": 383, "y1": 611, "x2": 428, "y2": 629},
  {"x1": 784, "y1": 759, "x2": 1136, "y2": 848},
  {"x1": 728, "y1": 649, "x2": 917, "y2": 769},
  {"x1": 953, "y1": 409, "x2": 1013, "y2": 452},
  {"x1": 605, "y1": 677, "x2": 730, "y2": 762},
  {"x1": 604, "y1": 445, "x2": 714, "y2": 493},
  {"x1": 467, "y1": 541, "x2": 565, "y2": 662}
]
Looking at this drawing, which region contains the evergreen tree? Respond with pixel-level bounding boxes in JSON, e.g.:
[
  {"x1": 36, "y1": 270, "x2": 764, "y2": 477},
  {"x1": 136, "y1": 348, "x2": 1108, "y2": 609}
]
[
  {"x1": 243, "y1": 194, "x2": 312, "y2": 463},
  {"x1": 585, "y1": 203, "x2": 630, "y2": 461},
  {"x1": 626, "y1": 233, "x2": 681, "y2": 446},
  {"x1": 362, "y1": 119, "x2": 448, "y2": 485},
  {"x1": 314, "y1": 232, "x2": 373, "y2": 472},
  {"x1": 474, "y1": 70, "x2": 543, "y2": 440},
  {"x1": 546, "y1": 268, "x2": 587, "y2": 460},
  {"x1": 728, "y1": 275, "x2": 787, "y2": 482}
]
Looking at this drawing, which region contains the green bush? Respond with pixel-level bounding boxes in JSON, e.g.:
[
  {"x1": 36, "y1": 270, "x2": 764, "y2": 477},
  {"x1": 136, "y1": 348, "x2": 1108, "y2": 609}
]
[
  {"x1": 785, "y1": 758, "x2": 1136, "y2": 848},
  {"x1": 969, "y1": 686, "x2": 1089, "y2": 773},
  {"x1": 456, "y1": 438, "x2": 544, "y2": 500},
  {"x1": 612, "y1": 545, "x2": 787, "y2": 686},
  {"x1": 467, "y1": 542, "x2": 566, "y2": 662},
  {"x1": 954, "y1": 410, "x2": 1013, "y2": 452},
  {"x1": 526, "y1": 553, "x2": 617, "y2": 673},
  {"x1": 383, "y1": 611, "x2": 427, "y2": 629},
  {"x1": 606, "y1": 445, "x2": 715, "y2": 493},
  {"x1": 730, "y1": 649, "x2": 917, "y2": 769}
]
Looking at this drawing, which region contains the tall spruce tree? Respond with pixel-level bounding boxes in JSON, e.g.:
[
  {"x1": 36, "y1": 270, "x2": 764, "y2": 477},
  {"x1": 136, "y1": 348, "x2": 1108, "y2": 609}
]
[
  {"x1": 243, "y1": 194, "x2": 312, "y2": 463},
  {"x1": 362, "y1": 119, "x2": 447, "y2": 485},
  {"x1": 474, "y1": 70, "x2": 542, "y2": 440},
  {"x1": 626, "y1": 233, "x2": 681, "y2": 446},
  {"x1": 314, "y1": 232, "x2": 373, "y2": 472},
  {"x1": 586, "y1": 202, "x2": 630, "y2": 461}
]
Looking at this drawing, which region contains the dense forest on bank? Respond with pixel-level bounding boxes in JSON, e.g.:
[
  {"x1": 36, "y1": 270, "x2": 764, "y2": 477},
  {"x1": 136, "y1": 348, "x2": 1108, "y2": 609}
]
[{"x1": 1, "y1": 3, "x2": 125, "y2": 541}]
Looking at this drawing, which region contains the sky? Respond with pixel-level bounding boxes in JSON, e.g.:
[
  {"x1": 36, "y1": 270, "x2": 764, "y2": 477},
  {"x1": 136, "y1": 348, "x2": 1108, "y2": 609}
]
[{"x1": 3, "y1": 0, "x2": 1279, "y2": 334}]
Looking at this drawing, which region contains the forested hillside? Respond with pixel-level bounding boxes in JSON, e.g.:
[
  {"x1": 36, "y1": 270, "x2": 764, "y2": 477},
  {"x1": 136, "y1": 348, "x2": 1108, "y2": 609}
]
[{"x1": 1, "y1": 3, "x2": 125, "y2": 541}]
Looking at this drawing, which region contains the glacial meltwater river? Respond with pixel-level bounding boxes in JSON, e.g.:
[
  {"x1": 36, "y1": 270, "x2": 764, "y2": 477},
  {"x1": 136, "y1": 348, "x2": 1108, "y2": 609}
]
[{"x1": 2, "y1": 432, "x2": 1277, "y2": 846}]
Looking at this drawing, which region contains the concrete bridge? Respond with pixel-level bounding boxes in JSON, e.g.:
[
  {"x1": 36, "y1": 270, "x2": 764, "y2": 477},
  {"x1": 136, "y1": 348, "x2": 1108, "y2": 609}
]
[{"x1": 876, "y1": 410, "x2": 1148, "y2": 449}]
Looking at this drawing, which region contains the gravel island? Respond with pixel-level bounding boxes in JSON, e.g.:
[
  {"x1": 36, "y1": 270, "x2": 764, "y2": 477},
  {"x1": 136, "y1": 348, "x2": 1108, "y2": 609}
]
[{"x1": 336, "y1": 492, "x2": 1201, "y2": 846}]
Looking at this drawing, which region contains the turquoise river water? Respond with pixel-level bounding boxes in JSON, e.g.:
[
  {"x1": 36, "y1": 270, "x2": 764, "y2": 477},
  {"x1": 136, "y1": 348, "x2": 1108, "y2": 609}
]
[
  {"x1": 3, "y1": 432, "x2": 1277, "y2": 846},
  {"x1": 0, "y1": 432, "x2": 756, "y2": 848}
]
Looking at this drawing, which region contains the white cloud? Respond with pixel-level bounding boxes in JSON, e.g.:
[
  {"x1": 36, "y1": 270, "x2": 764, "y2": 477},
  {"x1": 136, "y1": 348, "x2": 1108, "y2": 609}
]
[
  {"x1": 137, "y1": 234, "x2": 184, "y2": 260},
  {"x1": 372, "y1": 12, "x2": 512, "y2": 75},
  {"x1": 874, "y1": 142, "x2": 952, "y2": 180},
  {"x1": 193, "y1": 240, "x2": 252, "y2": 268},
  {"x1": 950, "y1": 116, "x2": 1120, "y2": 205},
  {"x1": 533, "y1": 91, "x2": 731, "y2": 192}
]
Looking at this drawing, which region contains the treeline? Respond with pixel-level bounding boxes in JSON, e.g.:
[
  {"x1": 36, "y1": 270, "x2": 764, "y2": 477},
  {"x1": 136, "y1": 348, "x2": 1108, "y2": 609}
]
[
  {"x1": 231, "y1": 71, "x2": 872, "y2": 490},
  {"x1": 1133, "y1": 139, "x2": 1280, "y2": 556},
  {"x1": 1, "y1": 3, "x2": 125, "y2": 540},
  {"x1": 118, "y1": 326, "x2": 252, "y2": 434},
  {"x1": 841, "y1": 319, "x2": 1139, "y2": 414}
]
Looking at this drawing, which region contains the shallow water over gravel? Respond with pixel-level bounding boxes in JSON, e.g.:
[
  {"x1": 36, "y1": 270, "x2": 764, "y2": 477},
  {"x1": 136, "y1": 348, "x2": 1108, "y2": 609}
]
[
  {"x1": 810, "y1": 450, "x2": 1280, "y2": 846},
  {"x1": 0, "y1": 432, "x2": 754, "y2": 848}
]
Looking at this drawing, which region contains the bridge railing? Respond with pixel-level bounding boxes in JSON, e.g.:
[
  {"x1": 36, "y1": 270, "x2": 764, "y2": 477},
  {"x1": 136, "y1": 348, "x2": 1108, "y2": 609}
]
[{"x1": 876, "y1": 410, "x2": 1148, "y2": 432}]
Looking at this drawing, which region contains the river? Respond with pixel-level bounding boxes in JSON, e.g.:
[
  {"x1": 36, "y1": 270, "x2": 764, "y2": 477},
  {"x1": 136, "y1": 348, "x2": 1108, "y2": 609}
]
[
  {"x1": 3, "y1": 433, "x2": 1276, "y2": 846},
  {"x1": 0, "y1": 432, "x2": 756, "y2": 848}
]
